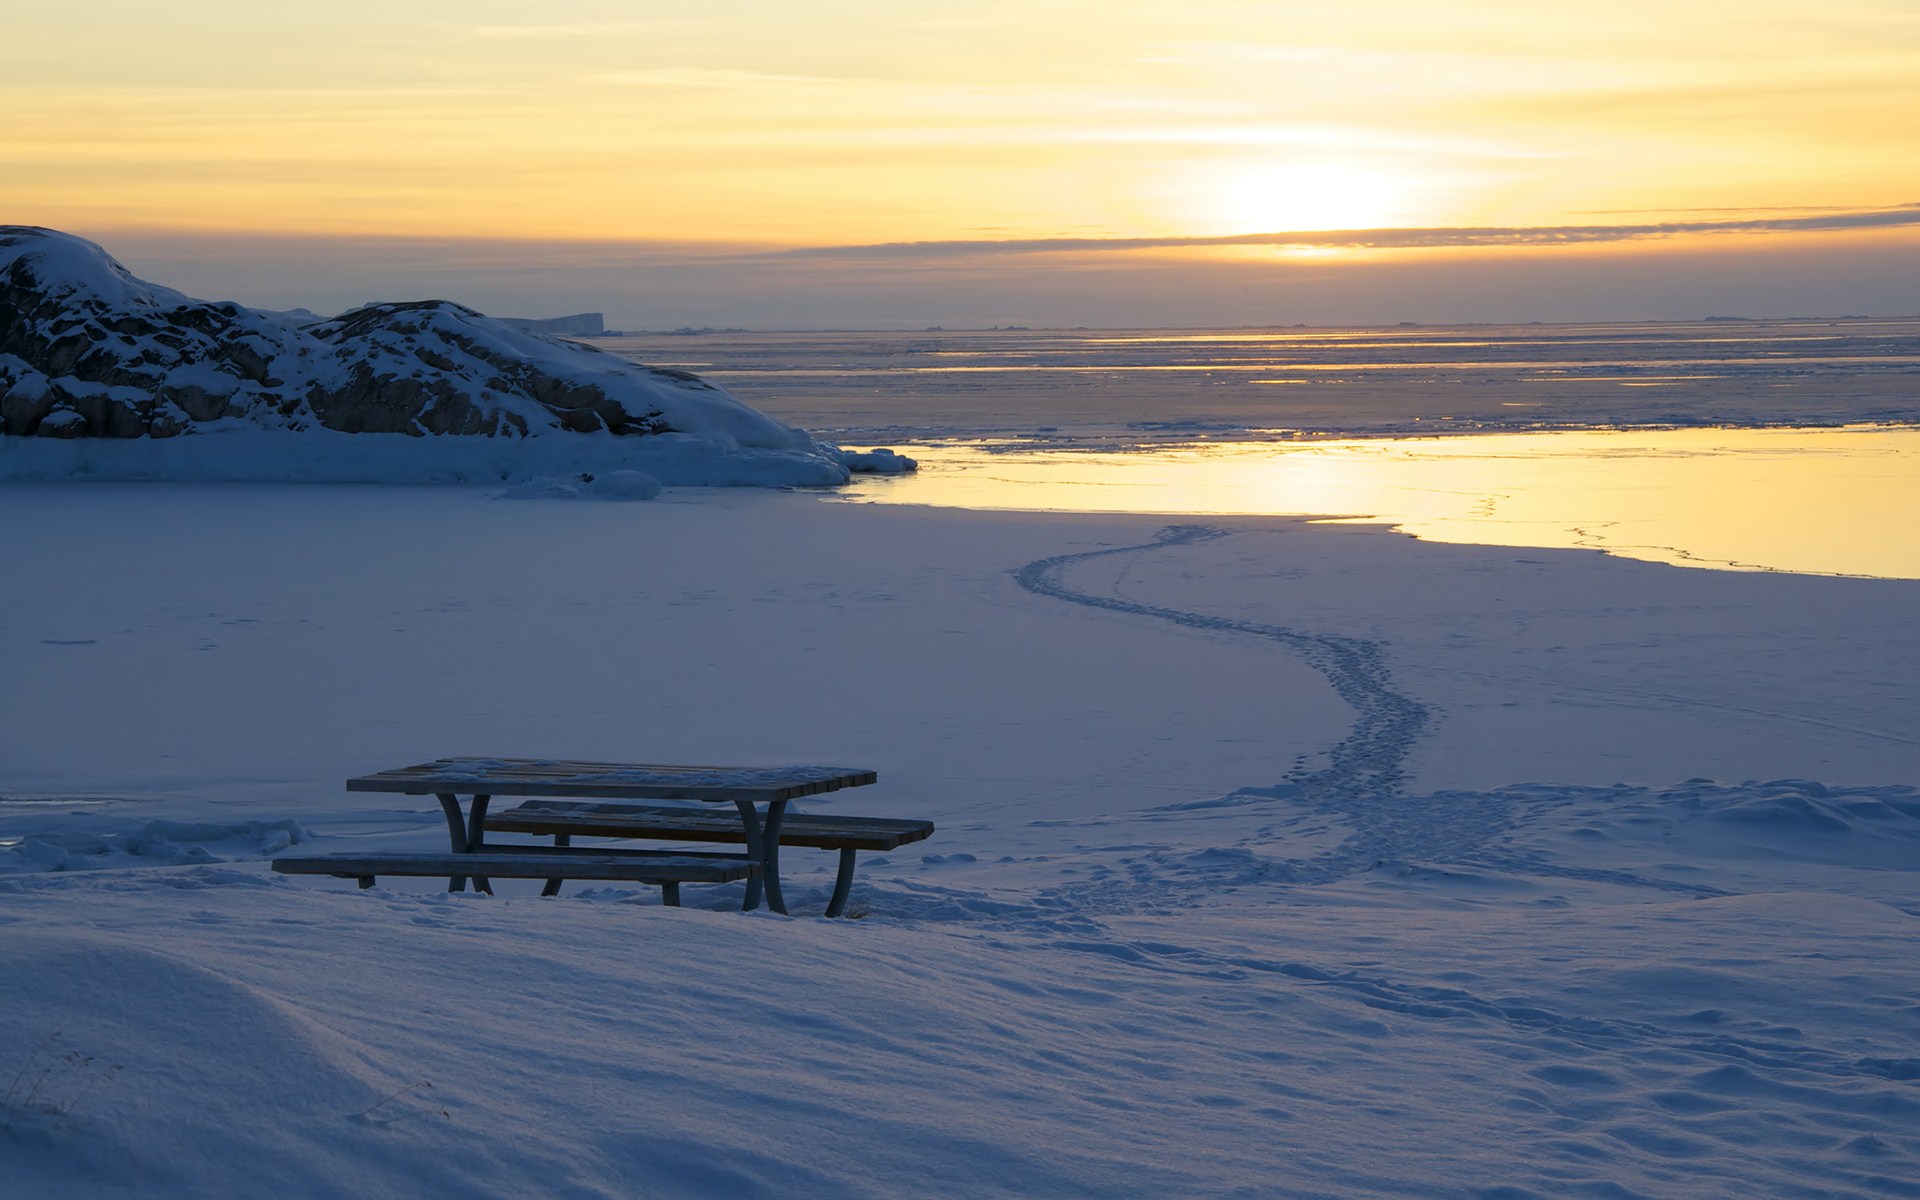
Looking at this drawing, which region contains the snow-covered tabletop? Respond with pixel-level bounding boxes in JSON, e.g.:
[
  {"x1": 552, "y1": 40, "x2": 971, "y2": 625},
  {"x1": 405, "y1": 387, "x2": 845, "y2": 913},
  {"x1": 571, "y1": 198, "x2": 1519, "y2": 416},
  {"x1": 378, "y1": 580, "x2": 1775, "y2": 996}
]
[{"x1": 345, "y1": 757, "x2": 877, "y2": 803}]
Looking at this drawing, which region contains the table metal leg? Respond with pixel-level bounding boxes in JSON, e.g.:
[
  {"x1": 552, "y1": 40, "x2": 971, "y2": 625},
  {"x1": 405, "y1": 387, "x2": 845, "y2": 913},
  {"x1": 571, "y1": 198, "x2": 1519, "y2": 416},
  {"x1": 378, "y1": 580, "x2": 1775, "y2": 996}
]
[
  {"x1": 436, "y1": 793, "x2": 467, "y2": 848},
  {"x1": 466, "y1": 795, "x2": 494, "y2": 894},
  {"x1": 466, "y1": 795, "x2": 491, "y2": 852},
  {"x1": 761, "y1": 799, "x2": 787, "y2": 915},
  {"x1": 825, "y1": 847, "x2": 859, "y2": 918},
  {"x1": 735, "y1": 799, "x2": 763, "y2": 911},
  {"x1": 435, "y1": 792, "x2": 493, "y2": 895},
  {"x1": 435, "y1": 793, "x2": 468, "y2": 892},
  {"x1": 733, "y1": 798, "x2": 789, "y2": 915}
]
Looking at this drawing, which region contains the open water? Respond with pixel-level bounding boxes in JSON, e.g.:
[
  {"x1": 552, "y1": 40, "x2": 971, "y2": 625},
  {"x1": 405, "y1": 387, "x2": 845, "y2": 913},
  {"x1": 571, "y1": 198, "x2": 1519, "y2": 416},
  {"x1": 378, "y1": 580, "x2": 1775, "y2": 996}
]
[{"x1": 605, "y1": 319, "x2": 1920, "y2": 579}]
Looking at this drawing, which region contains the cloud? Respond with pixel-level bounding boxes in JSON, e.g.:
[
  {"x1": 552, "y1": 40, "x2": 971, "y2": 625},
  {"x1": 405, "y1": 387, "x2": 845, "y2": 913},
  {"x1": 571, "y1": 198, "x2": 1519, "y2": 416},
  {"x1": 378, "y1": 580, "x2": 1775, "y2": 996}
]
[
  {"x1": 771, "y1": 204, "x2": 1920, "y2": 259},
  {"x1": 590, "y1": 68, "x2": 838, "y2": 90},
  {"x1": 470, "y1": 22, "x2": 663, "y2": 39}
]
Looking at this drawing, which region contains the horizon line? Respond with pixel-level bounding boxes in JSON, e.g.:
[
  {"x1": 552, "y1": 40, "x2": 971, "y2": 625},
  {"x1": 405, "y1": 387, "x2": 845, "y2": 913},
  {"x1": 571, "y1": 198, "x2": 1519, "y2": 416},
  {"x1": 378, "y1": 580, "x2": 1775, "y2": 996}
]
[{"x1": 767, "y1": 203, "x2": 1920, "y2": 259}]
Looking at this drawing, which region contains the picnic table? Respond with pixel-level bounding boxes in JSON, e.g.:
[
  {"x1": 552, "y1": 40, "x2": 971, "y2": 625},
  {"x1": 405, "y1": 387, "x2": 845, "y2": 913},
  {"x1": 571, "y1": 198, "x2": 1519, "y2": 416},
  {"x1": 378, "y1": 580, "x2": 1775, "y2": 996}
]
[{"x1": 273, "y1": 758, "x2": 924, "y2": 916}]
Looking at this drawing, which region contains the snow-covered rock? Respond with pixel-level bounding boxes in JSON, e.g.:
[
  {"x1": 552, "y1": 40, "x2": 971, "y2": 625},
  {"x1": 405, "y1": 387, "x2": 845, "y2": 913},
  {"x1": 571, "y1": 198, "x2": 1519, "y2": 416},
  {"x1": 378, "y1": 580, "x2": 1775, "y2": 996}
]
[{"x1": 0, "y1": 226, "x2": 915, "y2": 486}]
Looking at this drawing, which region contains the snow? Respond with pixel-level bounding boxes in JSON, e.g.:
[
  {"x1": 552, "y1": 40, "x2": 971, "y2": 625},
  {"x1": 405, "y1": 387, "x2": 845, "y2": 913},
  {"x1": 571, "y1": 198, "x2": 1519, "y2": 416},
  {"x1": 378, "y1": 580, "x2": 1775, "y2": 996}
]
[
  {"x1": 365, "y1": 760, "x2": 870, "y2": 790},
  {"x1": 496, "y1": 469, "x2": 665, "y2": 501},
  {"x1": 2, "y1": 478, "x2": 1915, "y2": 1197},
  {"x1": 0, "y1": 225, "x2": 202, "y2": 313},
  {"x1": 0, "y1": 426, "x2": 875, "y2": 488}
]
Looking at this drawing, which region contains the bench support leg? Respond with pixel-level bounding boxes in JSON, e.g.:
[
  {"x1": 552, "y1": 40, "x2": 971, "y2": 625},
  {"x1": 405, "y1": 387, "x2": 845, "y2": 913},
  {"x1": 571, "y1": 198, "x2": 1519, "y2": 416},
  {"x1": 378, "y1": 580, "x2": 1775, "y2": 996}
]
[
  {"x1": 825, "y1": 848, "x2": 858, "y2": 918},
  {"x1": 734, "y1": 798, "x2": 789, "y2": 916},
  {"x1": 541, "y1": 833, "x2": 570, "y2": 897},
  {"x1": 661, "y1": 881, "x2": 681, "y2": 907},
  {"x1": 357, "y1": 876, "x2": 376, "y2": 890}
]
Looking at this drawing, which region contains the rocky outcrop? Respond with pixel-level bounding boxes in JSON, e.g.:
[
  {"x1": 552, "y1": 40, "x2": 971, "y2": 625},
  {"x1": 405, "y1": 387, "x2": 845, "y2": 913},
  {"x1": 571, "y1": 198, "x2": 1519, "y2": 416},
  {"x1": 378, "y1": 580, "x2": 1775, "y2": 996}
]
[{"x1": 0, "y1": 227, "x2": 836, "y2": 459}]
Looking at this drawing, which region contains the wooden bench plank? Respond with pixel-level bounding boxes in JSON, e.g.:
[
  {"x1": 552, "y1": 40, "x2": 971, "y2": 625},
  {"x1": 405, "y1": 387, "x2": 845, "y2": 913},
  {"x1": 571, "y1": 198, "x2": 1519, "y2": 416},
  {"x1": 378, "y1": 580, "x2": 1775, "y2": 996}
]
[
  {"x1": 273, "y1": 852, "x2": 753, "y2": 882},
  {"x1": 487, "y1": 801, "x2": 935, "y2": 851},
  {"x1": 468, "y1": 843, "x2": 753, "y2": 863},
  {"x1": 482, "y1": 800, "x2": 935, "y2": 917},
  {"x1": 272, "y1": 851, "x2": 755, "y2": 906}
]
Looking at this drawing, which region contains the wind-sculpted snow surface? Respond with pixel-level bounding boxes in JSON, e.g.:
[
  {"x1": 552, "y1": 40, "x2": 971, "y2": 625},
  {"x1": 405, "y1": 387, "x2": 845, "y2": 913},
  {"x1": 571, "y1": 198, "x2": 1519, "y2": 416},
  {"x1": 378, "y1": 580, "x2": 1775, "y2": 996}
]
[
  {"x1": 0, "y1": 227, "x2": 913, "y2": 485},
  {"x1": 4, "y1": 490, "x2": 1918, "y2": 1199}
]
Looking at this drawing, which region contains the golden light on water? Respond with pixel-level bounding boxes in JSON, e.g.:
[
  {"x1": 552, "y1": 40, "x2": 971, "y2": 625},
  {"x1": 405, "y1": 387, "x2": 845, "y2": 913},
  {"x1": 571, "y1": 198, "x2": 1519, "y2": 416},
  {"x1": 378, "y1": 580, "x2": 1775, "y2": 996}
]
[{"x1": 844, "y1": 428, "x2": 1920, "y2": 580}]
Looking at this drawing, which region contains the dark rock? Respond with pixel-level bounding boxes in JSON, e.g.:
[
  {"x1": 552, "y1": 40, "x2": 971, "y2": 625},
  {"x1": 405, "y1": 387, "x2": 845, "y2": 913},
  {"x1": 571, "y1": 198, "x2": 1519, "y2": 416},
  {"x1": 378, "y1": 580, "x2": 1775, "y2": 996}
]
[{"x1": 1, "y1": 228, "x2": 730, "y2": 445}]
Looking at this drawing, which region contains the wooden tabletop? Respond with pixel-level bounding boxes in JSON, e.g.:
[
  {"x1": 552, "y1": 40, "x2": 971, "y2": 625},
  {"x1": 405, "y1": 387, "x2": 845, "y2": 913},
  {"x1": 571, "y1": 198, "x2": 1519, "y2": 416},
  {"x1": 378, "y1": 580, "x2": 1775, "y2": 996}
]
[{"x1": 345, "y1": 757, "x2": 877, "y2": 803}]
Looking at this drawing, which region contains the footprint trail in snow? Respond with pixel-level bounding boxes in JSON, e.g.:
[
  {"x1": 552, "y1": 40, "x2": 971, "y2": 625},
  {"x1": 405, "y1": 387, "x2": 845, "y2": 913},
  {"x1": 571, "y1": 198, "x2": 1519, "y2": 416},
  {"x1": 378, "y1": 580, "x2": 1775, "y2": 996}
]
[
  {"x1": 1003, "y1": 524, "x2": 1732, "y2": 909},
  {"x1": 1014, "y1": 523, "x2": 1429, "y2": 806}
]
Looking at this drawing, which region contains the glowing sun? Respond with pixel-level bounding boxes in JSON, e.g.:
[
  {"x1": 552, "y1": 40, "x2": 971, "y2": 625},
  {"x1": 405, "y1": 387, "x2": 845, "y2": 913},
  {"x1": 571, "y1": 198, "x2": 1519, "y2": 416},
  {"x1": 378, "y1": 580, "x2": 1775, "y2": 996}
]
[{"x1": 1213, "y1": 163, "x2": 1406, "y2": 234}]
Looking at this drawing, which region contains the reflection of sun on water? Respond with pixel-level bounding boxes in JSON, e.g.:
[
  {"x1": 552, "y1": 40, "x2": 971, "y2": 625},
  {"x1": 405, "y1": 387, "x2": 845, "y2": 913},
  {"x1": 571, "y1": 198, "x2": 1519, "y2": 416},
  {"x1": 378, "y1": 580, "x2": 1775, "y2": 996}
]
[{"x1": 843, "y1": 429, "x2": 1920, "y2": 581}]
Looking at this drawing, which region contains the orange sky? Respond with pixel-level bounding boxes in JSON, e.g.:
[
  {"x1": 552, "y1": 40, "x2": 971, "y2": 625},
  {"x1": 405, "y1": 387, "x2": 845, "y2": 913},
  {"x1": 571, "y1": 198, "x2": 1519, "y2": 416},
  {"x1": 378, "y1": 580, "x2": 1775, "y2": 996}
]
[{"x1": 7, "y1": 1, "x2": 1919, "y2": 323}]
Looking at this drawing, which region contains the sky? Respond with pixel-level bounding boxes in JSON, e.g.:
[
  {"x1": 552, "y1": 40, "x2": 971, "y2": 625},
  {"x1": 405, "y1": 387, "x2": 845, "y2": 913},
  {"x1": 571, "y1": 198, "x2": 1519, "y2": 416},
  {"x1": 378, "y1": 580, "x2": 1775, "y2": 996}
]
[{"x1": 6, "y1": 0, "x2": 1920, "y2": 327}]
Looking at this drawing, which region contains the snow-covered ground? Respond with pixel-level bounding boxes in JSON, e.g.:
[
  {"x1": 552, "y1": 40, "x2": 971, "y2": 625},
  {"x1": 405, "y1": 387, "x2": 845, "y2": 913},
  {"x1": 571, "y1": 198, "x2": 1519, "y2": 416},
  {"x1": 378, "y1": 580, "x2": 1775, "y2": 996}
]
[{"x1": 3, "y1": 481, "x2": 1916, "y2": 1197}]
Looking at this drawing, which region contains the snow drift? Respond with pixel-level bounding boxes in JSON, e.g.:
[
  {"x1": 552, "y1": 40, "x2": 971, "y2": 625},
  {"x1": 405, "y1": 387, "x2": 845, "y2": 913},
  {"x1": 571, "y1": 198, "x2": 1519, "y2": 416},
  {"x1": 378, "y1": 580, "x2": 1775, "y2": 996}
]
[{"x1": 0, "y1": 227, "x2": 913, "y2": 486}]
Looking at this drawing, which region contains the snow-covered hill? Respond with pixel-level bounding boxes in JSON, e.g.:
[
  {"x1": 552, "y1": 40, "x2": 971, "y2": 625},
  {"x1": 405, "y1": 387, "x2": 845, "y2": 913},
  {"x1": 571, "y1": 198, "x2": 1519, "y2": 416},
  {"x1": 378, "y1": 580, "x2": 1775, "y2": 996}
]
[{"x1": 0, "y1": 227, "x2": 911, "y2": 486}]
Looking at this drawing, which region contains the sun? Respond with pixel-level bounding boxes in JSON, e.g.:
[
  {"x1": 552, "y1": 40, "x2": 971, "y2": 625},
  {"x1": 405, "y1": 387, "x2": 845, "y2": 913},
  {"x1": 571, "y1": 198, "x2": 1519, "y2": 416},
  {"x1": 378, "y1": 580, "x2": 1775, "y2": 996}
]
[{"x1": 1212, "y1": 163, "x2": 1407, "y2": 235}]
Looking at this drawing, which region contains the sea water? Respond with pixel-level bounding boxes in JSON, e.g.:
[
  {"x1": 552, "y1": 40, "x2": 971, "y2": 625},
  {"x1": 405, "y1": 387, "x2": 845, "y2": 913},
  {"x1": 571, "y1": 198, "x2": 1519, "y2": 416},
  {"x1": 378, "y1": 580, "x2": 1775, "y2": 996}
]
[
  {"x1": 838, "y1": 427, "x2": 1920, "y2": 580},
  {"x1": 603, "y1": 320, "x2": 1920, "y2": 579}
]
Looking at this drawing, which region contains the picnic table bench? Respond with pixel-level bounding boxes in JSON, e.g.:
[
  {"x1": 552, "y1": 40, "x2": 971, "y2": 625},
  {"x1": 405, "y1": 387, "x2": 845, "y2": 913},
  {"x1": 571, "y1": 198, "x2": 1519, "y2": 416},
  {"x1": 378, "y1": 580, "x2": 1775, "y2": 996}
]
[
  {"x1": 486, "y1": 800, "x2": 935, "y2": 918},
  {"x1": 271, "y1": 757, "x2": 931, "y2": 917},
  {"x1": 270, "y1": 851, "x2": 754, "y2": 907}
]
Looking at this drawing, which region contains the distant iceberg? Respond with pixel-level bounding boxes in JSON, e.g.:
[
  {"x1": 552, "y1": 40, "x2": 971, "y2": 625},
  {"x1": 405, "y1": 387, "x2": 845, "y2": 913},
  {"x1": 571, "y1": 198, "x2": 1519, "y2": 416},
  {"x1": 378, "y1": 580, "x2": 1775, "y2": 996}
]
[{"x1": 0, "y1": 226, "x2": 914, "y2": 487}]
